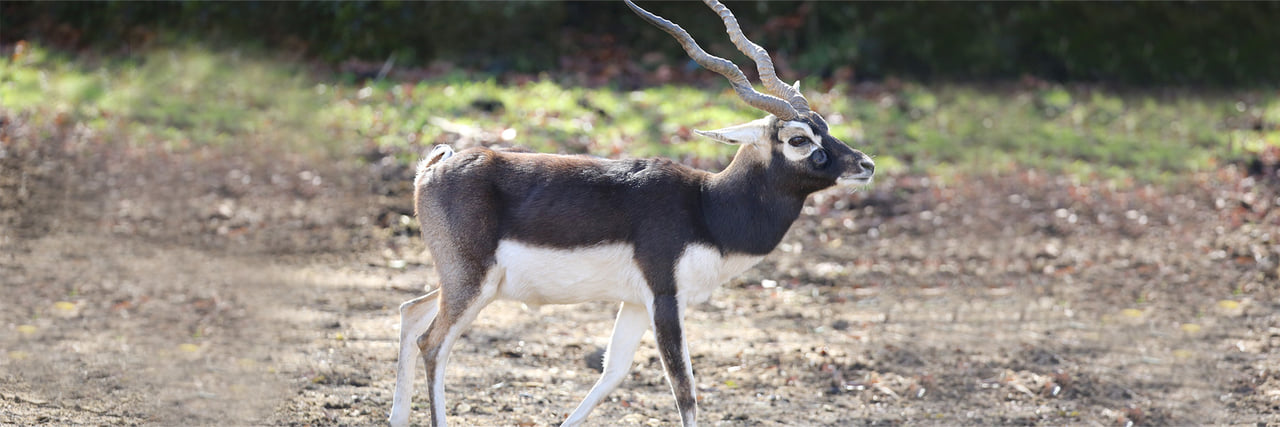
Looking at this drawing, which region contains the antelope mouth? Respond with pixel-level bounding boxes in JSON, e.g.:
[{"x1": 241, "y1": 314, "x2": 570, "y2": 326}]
[{"x1": 837, "y1": 172, "x2": 874, "y2": 186}]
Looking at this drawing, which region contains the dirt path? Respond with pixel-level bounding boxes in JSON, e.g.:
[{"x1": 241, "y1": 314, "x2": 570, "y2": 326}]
[
  {"x1": 4, "y1": 198, "x2": 1277, "y2": 426},
  {"x1": 1, "y1": 234, "x2": 292, "y2": 424}
]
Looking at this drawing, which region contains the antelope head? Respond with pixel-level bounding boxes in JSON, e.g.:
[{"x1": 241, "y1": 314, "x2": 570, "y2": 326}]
[{"x1": 627, "y1": 0, "x2": 875, "y2": 194}]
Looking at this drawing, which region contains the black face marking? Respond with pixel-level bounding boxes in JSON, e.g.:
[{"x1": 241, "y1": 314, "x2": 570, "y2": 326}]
[{"x1": 810, "y1": 149, "x2": 828, "y2": 168}]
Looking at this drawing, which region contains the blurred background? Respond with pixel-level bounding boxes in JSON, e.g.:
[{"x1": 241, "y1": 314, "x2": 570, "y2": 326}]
[
  {"x1": 2, "y1": 1, "x2": 1278, "y2": 426},
  {"x1": 7, "y1": 1, "x2": 1280, "y2": 85}
]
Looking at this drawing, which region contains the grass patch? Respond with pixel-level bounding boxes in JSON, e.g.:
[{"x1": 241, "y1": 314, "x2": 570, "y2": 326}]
[
  {"x1": 3, "y1": 43, "x2": 1277, "y2": 184},
  {"x1": 4, "y1": 44, "x2": 333, "y2": 154}
]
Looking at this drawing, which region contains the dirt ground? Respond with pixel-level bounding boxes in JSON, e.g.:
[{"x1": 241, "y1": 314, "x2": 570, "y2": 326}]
[{"x1": 2, "y1": 112, "x2": 1278, "y2": 426}]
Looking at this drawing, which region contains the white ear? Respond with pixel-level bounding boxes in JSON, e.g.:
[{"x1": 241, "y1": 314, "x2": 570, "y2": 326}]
[
  {"x1": 692, "y1": 117, "x2": 771, "y2": 145},
  {"x1": 792, "y1": 80, "x2": 801, "y2": 91}
]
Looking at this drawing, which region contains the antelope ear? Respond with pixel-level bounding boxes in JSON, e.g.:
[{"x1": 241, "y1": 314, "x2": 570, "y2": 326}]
[
  {"x1": 693, "y1": 117, "x2": 771, "y2": 145},
  {"x1": 793, "y1": 80, "x2": 801, "y2": 91}
]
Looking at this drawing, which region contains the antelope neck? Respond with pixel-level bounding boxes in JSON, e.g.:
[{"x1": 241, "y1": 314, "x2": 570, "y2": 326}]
[{"x1": 702, "y1": 146, "x2": 807, "y2": 256}]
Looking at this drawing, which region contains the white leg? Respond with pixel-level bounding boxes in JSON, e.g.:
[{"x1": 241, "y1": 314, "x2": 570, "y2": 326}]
[
  {"x1": 562, "y1": 301, "x2": 650, "y2": 427},
  {"x1": 390, "y1": 290, "x2": 441, "y2": 427}
]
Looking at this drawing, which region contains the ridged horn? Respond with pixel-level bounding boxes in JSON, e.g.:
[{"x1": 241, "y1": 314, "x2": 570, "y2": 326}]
[
  {"x1": 703, "y1": 0, "x2": 810, "y2": 113},
  {"x1": 625, "y1": 0, "x2": 800, "y2": 121}
]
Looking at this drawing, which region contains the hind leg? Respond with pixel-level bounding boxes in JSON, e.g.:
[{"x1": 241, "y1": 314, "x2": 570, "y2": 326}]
[
  {"x1": 389, "y1": 289, "x2": 440, "y2": 427},
  {"x1": 419, "y1": 267, "x2": 502, "y2": 426}
]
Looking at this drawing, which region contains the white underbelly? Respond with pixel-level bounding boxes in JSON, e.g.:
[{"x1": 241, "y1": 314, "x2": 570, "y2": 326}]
[
  {"x1": 493, "y1": 240, "x2": 764, "y2": 307},
  {"x1": 494, "y1": 240, "x2": 650, "y2": 306}
]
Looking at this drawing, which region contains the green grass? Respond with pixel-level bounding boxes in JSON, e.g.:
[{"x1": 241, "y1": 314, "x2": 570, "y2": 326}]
[
  {"x1": 3, "y1": 43, "x2": 1277, "y2": 185},
  {"x1": 3, "y1": 45, "x2": 330, "y2": 154}
]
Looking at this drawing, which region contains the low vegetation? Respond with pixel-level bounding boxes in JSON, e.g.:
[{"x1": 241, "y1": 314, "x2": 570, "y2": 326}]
[{"x1": 3, "y1": 44, "x2": 1278, "y2": 185}]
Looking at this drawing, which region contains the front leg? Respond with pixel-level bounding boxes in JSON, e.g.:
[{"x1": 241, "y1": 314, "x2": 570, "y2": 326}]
[
  {"x1": 562, "y1": 301, "x2": 650, "y2": 426},
  {"x1": 652, "y1": 294, "x2": 696, "y2": 427}
]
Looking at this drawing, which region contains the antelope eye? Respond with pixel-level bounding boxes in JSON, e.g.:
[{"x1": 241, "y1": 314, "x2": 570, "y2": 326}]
[{"x1": 787, "y1": 136, "x2": 808, "y2": 147}]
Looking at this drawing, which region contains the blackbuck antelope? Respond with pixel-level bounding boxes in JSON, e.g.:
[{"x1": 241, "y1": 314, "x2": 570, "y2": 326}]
[{"x1": 389, "y1": 1, "x2": 875, "y2": 426}]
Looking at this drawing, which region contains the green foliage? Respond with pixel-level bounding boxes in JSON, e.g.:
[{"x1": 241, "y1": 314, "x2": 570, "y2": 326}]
[
  {"x1": 1, "y1": 44, "x2": 328, "y2": 153},
  {"x1": 788, "y1": 2, "x2": 1280, "y2": 86},
  {"x1": 5, "y1": 2, "x2": 1280, "y2": 86},
  {"x1": 3, "y1": 44, "x2": 1277, "y2": 185}
]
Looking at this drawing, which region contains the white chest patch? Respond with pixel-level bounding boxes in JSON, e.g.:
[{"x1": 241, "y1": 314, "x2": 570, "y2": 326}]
[
  {"x1": 493, "y1": 241, "x2": 763, "y2": 309},
  {"x1": 674, "y1": 244, "x2": 764, "y2": 306}
]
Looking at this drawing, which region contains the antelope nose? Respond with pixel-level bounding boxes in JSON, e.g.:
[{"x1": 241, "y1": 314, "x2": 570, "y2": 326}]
[{"x1": 858, "y1": 157, "x2": 876, "y2": 174}]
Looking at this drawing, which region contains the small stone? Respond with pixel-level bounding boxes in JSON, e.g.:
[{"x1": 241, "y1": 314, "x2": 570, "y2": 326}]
[
  {"x1": 831, "y1": 320, "x2": 850, "y2": 331},
  {"x1": 619, "y1": 413, "x2": 646, "y2": 424},
  {"x1": 585, "y1": 347, "x2": 605, "y2": 373}
]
